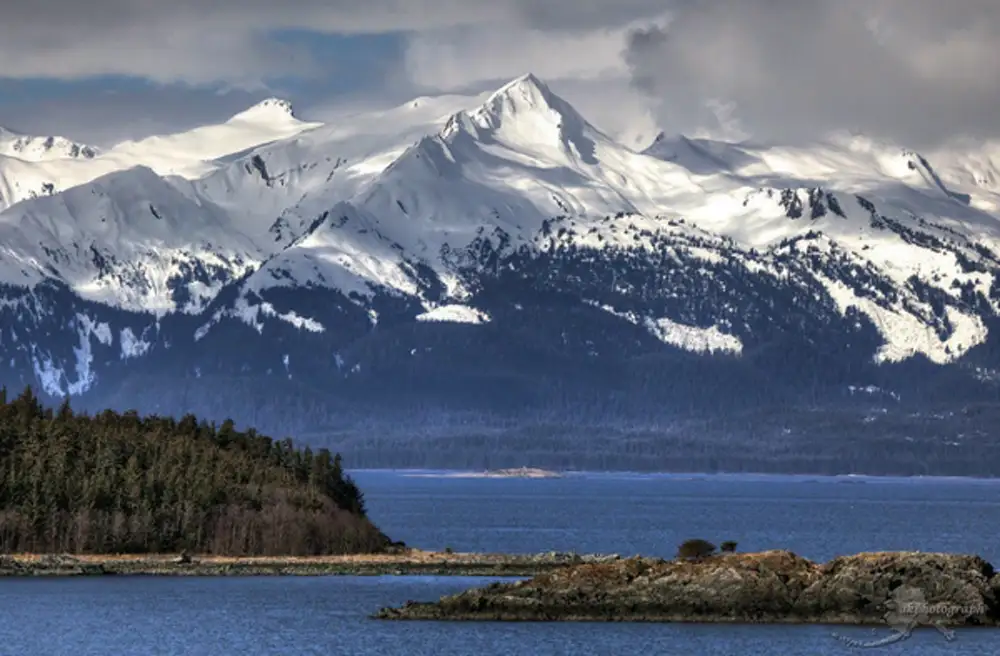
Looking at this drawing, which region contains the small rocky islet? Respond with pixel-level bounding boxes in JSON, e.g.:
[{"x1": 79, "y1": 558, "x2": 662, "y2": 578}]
[{"x1": 375, "y1": 550, "x2": 1000, "y2": 627}]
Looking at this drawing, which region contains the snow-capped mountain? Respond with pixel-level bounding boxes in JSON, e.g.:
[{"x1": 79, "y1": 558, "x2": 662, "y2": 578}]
[
  {"x1": 0, "y1": 100, "x2": 320, "y2": 212},
  {"x1": 2, "y1": 73, "x2": 1000, "y2": 468}
]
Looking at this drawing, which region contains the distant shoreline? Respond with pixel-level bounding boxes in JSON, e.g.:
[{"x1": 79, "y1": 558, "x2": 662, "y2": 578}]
[
  {"x1": 0, "y1": 551, "x2": 616, "y2": 577},
  {"x1": 357, "y1": 469, "x2": 1000, "y2": 483},
  {"x1": 404, "y1": 467, "x2": 563, "y2": 479}
]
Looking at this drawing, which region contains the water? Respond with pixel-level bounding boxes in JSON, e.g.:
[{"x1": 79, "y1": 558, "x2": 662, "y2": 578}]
[
  {"x1": 2, "y1": 472, "x2": 999, "y2": 655},
  {"x1": 353, "y1": 471, "x2": 1000, "y2": 563}
]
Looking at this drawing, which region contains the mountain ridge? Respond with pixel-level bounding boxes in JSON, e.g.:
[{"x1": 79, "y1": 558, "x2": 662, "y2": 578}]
[
  {"x1": 0, "y1": 126, "x2": 99, "y2": 162},
  {"x1": 2, "y1": 74, "x2": 1000, "y2": 471},
  {"x1": 0, "y1": 101, "x2": 320, "y2": 212}
]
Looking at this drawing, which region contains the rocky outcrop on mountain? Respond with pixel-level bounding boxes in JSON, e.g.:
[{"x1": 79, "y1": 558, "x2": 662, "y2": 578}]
[{"x1": 374, "y1": 551, "x2": 1000, "y2": 626}]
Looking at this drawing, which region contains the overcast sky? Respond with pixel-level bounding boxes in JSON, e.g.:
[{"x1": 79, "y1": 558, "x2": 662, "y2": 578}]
[{"x1": 1, "y1": 0, "x2": 997, "y2": 148}]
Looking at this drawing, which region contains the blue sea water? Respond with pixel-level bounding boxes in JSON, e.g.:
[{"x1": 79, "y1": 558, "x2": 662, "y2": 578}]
[{"x1": 2, "y1": 471, "x2": 999, "y2": 655}]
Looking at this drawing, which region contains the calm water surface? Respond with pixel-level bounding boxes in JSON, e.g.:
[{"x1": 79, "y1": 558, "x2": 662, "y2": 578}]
[{"x1": 2, "y1": 472, "x2": 999, "y2": 655}]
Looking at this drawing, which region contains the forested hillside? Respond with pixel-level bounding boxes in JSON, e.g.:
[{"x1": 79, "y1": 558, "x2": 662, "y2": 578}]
[{"x1": 0, "y1": 387, "x2": 388, "y2": 555}]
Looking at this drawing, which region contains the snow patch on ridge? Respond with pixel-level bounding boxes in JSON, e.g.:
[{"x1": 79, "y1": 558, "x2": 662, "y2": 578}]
[
  {"x1": 416, "y1": 304, "x2": 490, "y2": 324},
  {"x1": 31, "y1": 352, "x2": 68, "y2": 398},
  {"x1": 76, "y1": 313, "x2": 112, "y2": 347},
  {"x1": 813, "y1": 272, "x2": 987, "y2": 364},
  {"x1": 31, "y1": 313, "x2": 113, "y2": 396},
  {"x1": 120, "y1": 327, "x2": 151, "y2": 360},
  {"x1": 588, "y1": 301, "x2": 743, "y2": 355},
  {"x1": 644, "y1": 316, "x2": 744, "y2": 355},
  {"x1": 194, "y1": 297, "x2": 325, "y2": 340}
]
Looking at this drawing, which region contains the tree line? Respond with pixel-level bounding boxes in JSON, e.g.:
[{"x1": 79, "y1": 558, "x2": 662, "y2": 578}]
[{"x1": 0, "y1": 386, "x2": 389, "y2": 555}]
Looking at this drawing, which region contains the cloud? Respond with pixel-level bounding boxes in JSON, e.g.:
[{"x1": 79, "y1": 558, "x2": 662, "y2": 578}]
[
  {"x1": 7, "y1": 0, "x2": 998, "y2": 148},
  {"x1": 0, "y1": 85, "x2": 262, "y2": 147},
  {"x1": 0, "y1": 1, "x2": 469, "y2": 85},
  {"x1": 0, "y1": 0, "x2": 669, "y2": 86},
  {"x1": 403, "y1": 26, "x2": 632, "y2": 91},
  {"x1": 624, "y1": 0, "x2": 1000, "y2": 146},
  {"x1": 0, "y1": 0, "x2": 670, "y2": 144}
]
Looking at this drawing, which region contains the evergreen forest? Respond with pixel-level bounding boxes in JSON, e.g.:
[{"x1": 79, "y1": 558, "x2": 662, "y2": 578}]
[{"x1": 0, "y1": 387, "x2": 389, "y2": 555}]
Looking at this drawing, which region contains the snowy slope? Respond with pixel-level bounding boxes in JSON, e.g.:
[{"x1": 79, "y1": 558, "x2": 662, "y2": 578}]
[
  {"x1": 0, "y1": 90, "x2": 496, "y2": 317},
  {"x1": 640, "y1": 133, "x2": 1000, "y2": 363},
  {"x1": 4, "y1": 72, "x2": 1000, "y2": 407},
  {"x1": 302, "y1": 75, "x2": 706, "y2": 289},
  {"x1": 110, "y1": 98, "x2": 322, "y2": 179},
  {"x1": 219, "y1": 75, "x2": 707, "y2": 314},
  {"x1": 0, "y1": 165, "x2": 260, "y2": 313},
  {"x1": 187, "y1": 92, "x2": 489, "y2": 243}
]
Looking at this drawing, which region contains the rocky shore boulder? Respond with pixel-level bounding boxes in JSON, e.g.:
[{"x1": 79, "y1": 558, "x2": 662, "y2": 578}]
[
  {"x1": 0, "y1": 555, "x2": 25, "y2": 573},
  {"x1": 375, "y1": 551, "x2": 1000, "y2": 626},
  {"x1": 796, "y1": 552, "x2": 999, "y2": 625}
]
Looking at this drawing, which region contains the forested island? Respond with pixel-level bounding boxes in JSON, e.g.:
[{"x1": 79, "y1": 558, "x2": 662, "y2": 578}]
[{"x1": 0, "y1": 386, "x2": 388, "y2": 555}]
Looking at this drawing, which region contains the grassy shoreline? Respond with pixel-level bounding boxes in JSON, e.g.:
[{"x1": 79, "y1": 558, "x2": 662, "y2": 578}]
[{"x1": 0, "y1": 550, "x2": 618, "y2": 577}]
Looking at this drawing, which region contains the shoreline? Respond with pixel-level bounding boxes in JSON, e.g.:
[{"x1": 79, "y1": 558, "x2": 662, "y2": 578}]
[{"x1": 0, "y1": 550, "x2": 618, "y2": 577}]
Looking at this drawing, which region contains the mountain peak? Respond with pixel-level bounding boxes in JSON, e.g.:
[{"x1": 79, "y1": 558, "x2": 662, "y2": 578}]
[
  {"x1": 459, "y1": 72, "x2": 592, "y2": 139},
  {"x1": 643, "y1": 132, "x2": 689, "y2": 156},
  {"x1": 229, "y1": 98, "x2": 297, "y2": 124},
  {"x1": 0, "y1": 127, "x2": 99, "y2": 161},
  {"x1": 486, "y1": 73, "x2": 559, "y2": 112},
  {"x1": 498, "y1": 72, "x2": 549, "y2": 93}
]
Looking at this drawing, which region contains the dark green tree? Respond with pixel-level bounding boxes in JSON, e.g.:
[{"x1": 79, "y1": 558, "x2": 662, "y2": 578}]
[{"x1": 676, "y1": 538, "x2": 716, "y2": 560}]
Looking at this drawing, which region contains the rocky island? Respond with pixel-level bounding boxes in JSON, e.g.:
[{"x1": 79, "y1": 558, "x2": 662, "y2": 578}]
[{"x1": 375, "y1": 550, "x2": 1000, "y2": 628}]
